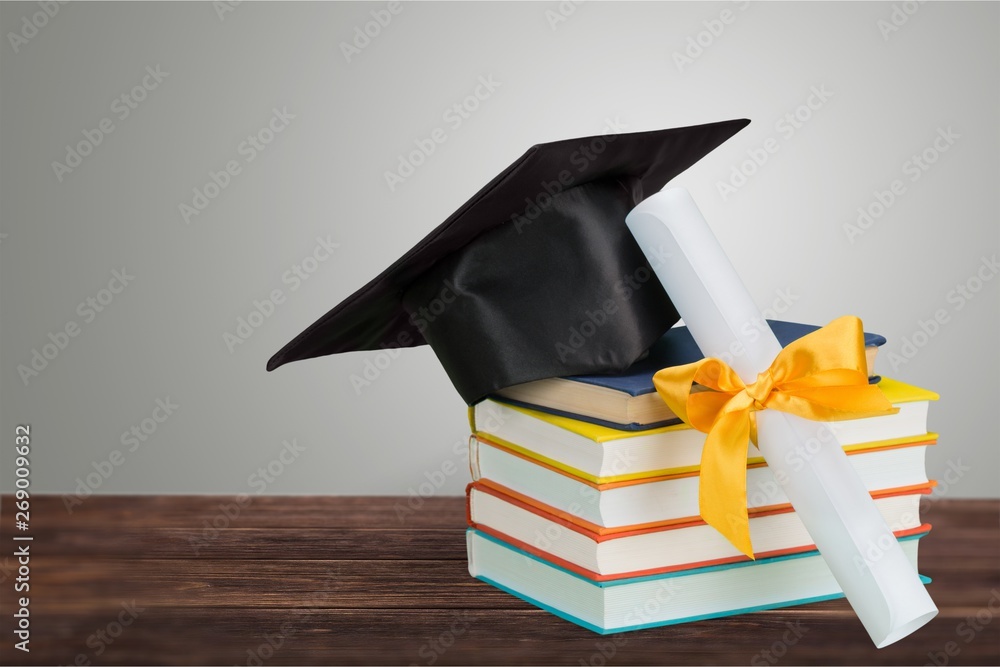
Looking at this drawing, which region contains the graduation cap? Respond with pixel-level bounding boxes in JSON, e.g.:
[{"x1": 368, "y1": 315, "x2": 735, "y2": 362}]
[{"x1": 268, "y1": 119, "x2": 750, "y2": 404}]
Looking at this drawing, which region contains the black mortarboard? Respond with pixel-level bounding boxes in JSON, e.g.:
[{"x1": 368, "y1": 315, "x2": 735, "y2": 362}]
[{"x1": 268, "y1": 119, "x2": 750, "y2": 404}]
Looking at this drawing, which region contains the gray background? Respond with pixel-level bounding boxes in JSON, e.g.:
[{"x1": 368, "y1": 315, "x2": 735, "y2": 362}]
[{"x1": 1, "y1": 2, "x2": 997, "y2": 501}]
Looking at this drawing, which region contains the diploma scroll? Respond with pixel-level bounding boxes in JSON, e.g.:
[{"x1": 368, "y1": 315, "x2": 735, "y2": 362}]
[{"x1": 625, "y1": 188, "x2": 937, "y2": 647}]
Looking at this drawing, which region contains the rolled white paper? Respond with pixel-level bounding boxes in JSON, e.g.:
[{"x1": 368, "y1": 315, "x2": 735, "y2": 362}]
[{"x1": 625, "y1": 188, "x2": 937, "y2": 647}]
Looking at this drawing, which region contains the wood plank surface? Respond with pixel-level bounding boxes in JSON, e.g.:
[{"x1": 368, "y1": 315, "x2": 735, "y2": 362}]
[{"x1": 0, "y1": 496, "x2": 996, "y2": 665}]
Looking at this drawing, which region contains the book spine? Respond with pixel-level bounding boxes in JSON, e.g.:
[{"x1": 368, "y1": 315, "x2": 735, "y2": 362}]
[
  {"x1": 468, "y1": 435, "x2": 482, "y2": 481},
  {"x1": 465, "y1": 529, "x2": 479, "y2": 577},
  {"x1": 465, "y1": 483, "x2": 477, "y2": 526}
]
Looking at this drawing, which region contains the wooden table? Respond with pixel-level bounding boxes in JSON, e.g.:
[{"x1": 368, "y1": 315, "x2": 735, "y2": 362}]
[{"x1": 0, "y1": 496, "x2": 996, "y2": 665}]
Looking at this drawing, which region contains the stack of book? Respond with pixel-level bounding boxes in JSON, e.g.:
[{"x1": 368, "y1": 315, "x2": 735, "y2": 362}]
[{"x1": 465, "y1": 321, "x2": 936, "y2": 633}]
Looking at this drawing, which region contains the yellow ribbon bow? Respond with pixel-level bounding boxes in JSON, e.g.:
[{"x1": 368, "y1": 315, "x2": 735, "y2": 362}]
[{"x1": 652, "y1": 315, "x2": 898, "y2": 558}]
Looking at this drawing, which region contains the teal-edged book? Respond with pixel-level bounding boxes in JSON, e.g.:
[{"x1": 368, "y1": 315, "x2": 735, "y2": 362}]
[{"x1": 467, "y1": 529, "x2": 929, "y2": 634}]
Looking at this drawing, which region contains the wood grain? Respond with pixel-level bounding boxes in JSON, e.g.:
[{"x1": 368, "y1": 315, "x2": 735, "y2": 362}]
[{"x1": 0, "y1": 496, "x2": 996, "y2": 665}]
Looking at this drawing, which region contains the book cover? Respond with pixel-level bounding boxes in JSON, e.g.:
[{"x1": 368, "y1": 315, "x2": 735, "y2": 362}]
[
  {"x1": 472, "y1": 378, "x2": 938, "y2": 484},
  {"x1": 469, "y1": 435, "x2": 935, "y2": 528},
  {"x1": 466, "y1": 529, "x2": 930, "y2": 635},
  {"x1": 568, "y1": 320, "x2": 885, "y2": 396},
  {"x1": 466, "y1": 481, "x2": 933, "y2": 579},
  {"x1": 491, "y1": 320, "x2": 887, "y2": 430}
]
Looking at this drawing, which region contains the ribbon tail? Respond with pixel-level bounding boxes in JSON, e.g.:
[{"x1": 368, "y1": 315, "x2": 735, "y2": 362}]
[
  {"x1": 699, "y1": 409, "x2": 755, "y2": 559},
  {"x1": 653, "y1": 360, "x2": 705, "y2": 425}
]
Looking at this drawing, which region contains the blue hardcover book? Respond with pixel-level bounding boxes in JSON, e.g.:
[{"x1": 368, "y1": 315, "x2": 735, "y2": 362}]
[
  {"x1": 467, "y1": 528, "x2": 928, "y2": 635},
  {"x1": 492, "y1": 320, "x2": 886, "y2": 431}
]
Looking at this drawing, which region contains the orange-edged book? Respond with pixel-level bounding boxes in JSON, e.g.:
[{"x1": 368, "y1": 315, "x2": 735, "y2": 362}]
[
  {"x1": 470, "y1": 434, "x2": 935, "y2": 530},
  {"x1": 467, "y1": 481, "x2": 933, "y2": 581}
]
